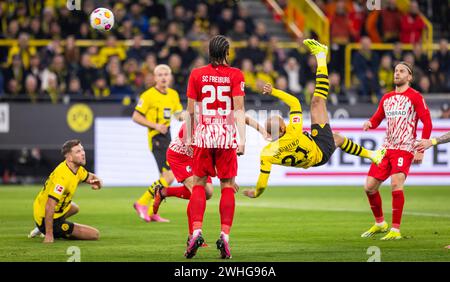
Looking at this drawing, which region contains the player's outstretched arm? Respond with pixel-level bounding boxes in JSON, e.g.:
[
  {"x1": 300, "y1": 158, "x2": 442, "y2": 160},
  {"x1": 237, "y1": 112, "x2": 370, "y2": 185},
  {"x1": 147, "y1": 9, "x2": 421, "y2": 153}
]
[
  {"x1": 243, "y1": 156, "x2": 272, "y2": 199},
  {"x1": 245, "y1": 114, "x2": 270, "y2": 140},
  {"x1": 262, "y1": 83, "x2": 302, "y2": 113},
  {"x1": 416, "y1": 131, "x2": 450, "y2": 151},
  {"x1": 85, "y1": 172, "x2": 103, "y2": 190}
]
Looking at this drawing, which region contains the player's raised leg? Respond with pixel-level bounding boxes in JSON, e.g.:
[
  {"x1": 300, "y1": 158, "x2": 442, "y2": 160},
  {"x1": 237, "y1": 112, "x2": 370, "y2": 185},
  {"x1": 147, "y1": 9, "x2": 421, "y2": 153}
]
[
  {"x1": 361, "y1": 176, "x2": 388, "y2": 237},
  {"x1": 381, "y1": 173, "x2": 405, "y2": 240},
  {"x1": 303, "y1": 39, "x2": 329, "y2": 125},
  {"x1": 333, "y1": 132, "x2": 386, "y2": 165}
]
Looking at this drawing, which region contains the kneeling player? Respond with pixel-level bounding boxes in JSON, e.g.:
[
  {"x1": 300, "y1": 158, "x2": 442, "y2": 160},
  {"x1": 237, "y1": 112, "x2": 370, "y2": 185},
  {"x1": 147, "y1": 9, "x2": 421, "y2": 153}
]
[
  {"x1": 243, "y1": 39, "x2": 385, "y2": 198},
  {"x1": 29, "y1": 140, "x2": 102, "y2": 243}
]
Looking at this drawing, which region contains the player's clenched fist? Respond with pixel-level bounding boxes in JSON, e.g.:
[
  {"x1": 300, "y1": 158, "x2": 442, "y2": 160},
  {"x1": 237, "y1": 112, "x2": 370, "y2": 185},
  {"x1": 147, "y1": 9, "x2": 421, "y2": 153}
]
[
  {"x1": 242, "y1": 189, "x2": 257, "y2": 198},
  {"x1": 262, "y1": 83, "x2": 272, "y2": 95}
]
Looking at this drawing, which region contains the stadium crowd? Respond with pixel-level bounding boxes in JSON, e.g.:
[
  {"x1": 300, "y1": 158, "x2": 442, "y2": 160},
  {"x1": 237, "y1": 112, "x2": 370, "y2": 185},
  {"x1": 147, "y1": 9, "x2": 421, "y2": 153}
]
[{"x1": 0, "y1": 0, "x2": 448, "y2": 106}]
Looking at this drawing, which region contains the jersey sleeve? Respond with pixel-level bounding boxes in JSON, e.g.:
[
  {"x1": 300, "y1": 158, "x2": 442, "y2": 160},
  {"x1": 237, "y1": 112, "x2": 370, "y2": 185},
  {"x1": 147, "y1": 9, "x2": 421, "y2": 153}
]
[
  {"x1": 271, "y1": 88, "x2": 303, "y2": 131},
  {"x1": 47, "y1": 177, "x2": 66, "y2": 202},
  {"x1": 412, "y1": 93, "x2": 432, "y2": 139},
  {"x1": 369, "y1": 95, "x2": 386, "y2": 129},
  {"x1": 187, "y1": 70, "x2": 198, "y2": 100},
  {"x1": 231, "y1": 70, "x2": 245, "y2": 97},
  {"x1": 78, "y1": 166, "x2": 89, "y2": 182},
  {"x1": 255, "y1": 148, "x2": 273, "y2": 198},
  {"x1": 135, "y1": 93, "x2": 150, "y2": 115}
]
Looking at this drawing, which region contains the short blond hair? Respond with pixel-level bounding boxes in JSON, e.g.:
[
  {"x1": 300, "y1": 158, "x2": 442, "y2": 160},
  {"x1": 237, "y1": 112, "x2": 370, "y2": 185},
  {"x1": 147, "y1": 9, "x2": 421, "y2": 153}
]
[{"x1": 154, "y1": 64, "x2": 171, "y2": 75}]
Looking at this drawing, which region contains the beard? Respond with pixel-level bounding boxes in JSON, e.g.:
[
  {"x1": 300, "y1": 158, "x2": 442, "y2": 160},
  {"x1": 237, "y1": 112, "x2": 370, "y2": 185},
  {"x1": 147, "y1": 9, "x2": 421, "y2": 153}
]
[{"x1": 394, "y1": 79, "x2": 408, "y2": 87}]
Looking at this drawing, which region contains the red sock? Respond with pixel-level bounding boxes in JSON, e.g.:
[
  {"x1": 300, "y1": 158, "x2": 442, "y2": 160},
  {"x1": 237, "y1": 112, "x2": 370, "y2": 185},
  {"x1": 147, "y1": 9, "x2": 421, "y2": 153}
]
[
  {"x1": 165, "y1": 186, "x2": 191, "y2": 199},
  {"x1": 366, "y1": 191, "x2": 384, "y2": 223},
  {"x1": 219, "y1": 187, "x2": 235, "y2": 234},
  {"x1": 392, "y1": 190, "x2": 405, "y2": 229},
  {"x1": 188, "y1": 185, "x2": 206, "y2": 231}
]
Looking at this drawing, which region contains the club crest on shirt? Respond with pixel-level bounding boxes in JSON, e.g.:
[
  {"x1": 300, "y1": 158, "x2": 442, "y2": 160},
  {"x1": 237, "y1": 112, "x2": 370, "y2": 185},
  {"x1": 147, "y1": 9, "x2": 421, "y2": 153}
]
[
  {"x1": 186, "y1": 166, "x2": 192, "y2": 173},
  {"x1": 54, "y1": 184, "x2": 64, "y2": 195}
]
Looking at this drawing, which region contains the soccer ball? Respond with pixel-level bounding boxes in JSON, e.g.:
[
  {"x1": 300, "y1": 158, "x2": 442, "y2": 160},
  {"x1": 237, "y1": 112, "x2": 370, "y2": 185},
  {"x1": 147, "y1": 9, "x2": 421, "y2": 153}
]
[{"x1": 90, "y1": 8, "x2": 114, "y2": 31}]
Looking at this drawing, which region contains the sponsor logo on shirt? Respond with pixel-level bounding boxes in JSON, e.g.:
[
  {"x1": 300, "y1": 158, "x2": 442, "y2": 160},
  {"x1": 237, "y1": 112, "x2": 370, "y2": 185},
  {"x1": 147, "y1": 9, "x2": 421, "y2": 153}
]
[
  {"x1": 292, "y1": 116, "x2": 301, "y2": 123},
  {"x1": 385, "y1": 110, "x2": 407, "y2": 117},
  {"x1": 54, "y1": 184, "x2": 64, "y2": 195}
]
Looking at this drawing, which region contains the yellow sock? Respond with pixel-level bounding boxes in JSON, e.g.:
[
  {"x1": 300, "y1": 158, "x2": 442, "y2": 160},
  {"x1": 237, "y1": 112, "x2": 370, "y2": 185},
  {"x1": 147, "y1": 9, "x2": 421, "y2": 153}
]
[
  {"x1": 340, "y1": 137, "x2": 372, "y2": 159},
  {"x1": 137, "y1": 190, "x2": 153, "y2": 206},
  {"x1": 314, "y1": 55, "x2": 329, "y2": 100},
  {"x1": 147, "y1": 177, "x2": 169, "y2": 216}
]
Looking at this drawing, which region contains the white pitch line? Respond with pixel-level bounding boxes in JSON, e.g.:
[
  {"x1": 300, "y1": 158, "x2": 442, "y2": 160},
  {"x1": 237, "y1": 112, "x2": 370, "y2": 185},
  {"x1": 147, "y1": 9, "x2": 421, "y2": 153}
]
[{"x1": 235, "y1": 202, "x2": 450, "y2": 219}]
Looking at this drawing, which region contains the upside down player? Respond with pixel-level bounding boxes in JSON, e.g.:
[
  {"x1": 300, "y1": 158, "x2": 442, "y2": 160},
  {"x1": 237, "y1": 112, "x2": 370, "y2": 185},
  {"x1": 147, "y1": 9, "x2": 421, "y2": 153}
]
[
  {"x1": 243, "y1": 39, "x2": 385, "y2": 199},
  {"x1": 184, "y1": 35, "x2": 246, "y2": 259},
  {"x1": 360, "y1": 61, "x2": 432, "y2": 240}
]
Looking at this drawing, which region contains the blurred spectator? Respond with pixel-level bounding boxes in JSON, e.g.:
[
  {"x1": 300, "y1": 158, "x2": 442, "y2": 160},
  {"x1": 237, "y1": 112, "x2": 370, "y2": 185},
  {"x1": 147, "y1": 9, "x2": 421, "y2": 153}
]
[
  {"x1": 268, "y1": 36, "x2": 289, "y2": 72},
  {"x1": 64, "y1": 35, "x2": 80, "y2": 71},
  {"x1": 282, "y1": 57, "x2": 303, "y2": 96},
  {"x1": 302, "y1": 55, "x2": 317, "y2": 87},
  {"x1": 168, "y1": 54, "x2": 187, "y2": 93},
  {"x1": 411, "y1": 43, "x2": 428, "y2": 73},
  {"x1": 6, "y1": 19, "x2": 20, "y2": 39},
  {"x1": 127, "y1": 34, "x2": 148, "y2": 62},
  {"x1": 29, "y1": 17, "x2": 45, "y2": 39},
  {"x1": 400, "y1": 0, "x2": 425, "y2": 44},
  {"x1": 92, "y1": 77, "x2": 111, "y2": 100},
  {"x1": 378, "y1": 54, "x2": 394, "y2": 93},
  {"x1": 4, "y1": 55, "x2": 25, "y2": 91},
  {"x1": 227, "y1": 19, "x2": 249, "y2": 41},
  {"x1": 6, "y1": 32, "x2": 37, "y2": 69},
  {"x1": 130, "y1": 3, "x2": 150, "y2": 35},
  {"x1": 236, "y1": 5, "x2": 255, "y2": 35},
  {"x1": 418, "y1": 76, "x2": 431, "y2": 94},
  {"x1": 255, "y1": 22, "x2": 269, "y2": 42},
  {"x1": 171, "y1": 38, "x2": 198, "y2": 69},
  {"x1": 193, "y1": 3, "x2": 210, "y2": 34},
  {"x1": 77, "y1": 54, "x2": 98, "y2": 94},
  {"x1": 352, "y1": 37, "x2": 381, "y2": 102},
  {"x1": 141, "y1": 53, "x2": 158, "y2": 77},
  {"x1": 402, "y1": 52, "x2": 424, "y2": 87},
  {"x1": 172, "y1": 4, "x2": 193, "y2": 34},
  {"x1": 275, "y1": 76, "x2": 289, "y2": 92},
  {"x1": 24, "y1": 74, "x2": 39, "y2": 103},
  {"x1": 217, "y1": 8, "x2": 234, "y2": 35},
  {"x1": 433, "y1": 39, "x2": 449, "y2": 87},
  {"x1": 50, "y1": 54, "x2": 68, "y2": 93},
  {"x1": 348, "y1": 0, "x2": 366, "y2": 42},
  {"x1": 236, "y1": 36, "x2": 266, "y2": 66},
  {"x1": 42, "y1": 73, "x2": 59, "y2": 104},
  {"x1": 110, "y1": 73, "x2": 134, "y2": 101},
  {"x1": 390, "y1": 42, "x2": 404, "y2": 66},
  {"x1": 167, "y1": 21, "x2": 184, "y2": 38},
  {"x1": 123, "y1": 58, "x2": 143, "y2": 90},
  {"x1": 428, "y1": 58, "x2": 446, "y2": 93},
  {"x1": 67, "y1": 77, "x2": 83, "y2": 97},
  {"x1": 329, "y1": 71, "x2": 351, "y2": 105},
  {"x1": 94, "y1": 35, "x2": 127, "y2": 67},
  {"x1": 142, "y1": 0, "x2": 168, "y2": 23},
  {"x1": 6, "y1": 79, "x2": 20, "y2": 96},
  {"x1": 241, "y1": 59, "x2": 257, "y2": 93},
  {"x1": 256, "y1": 59, "x2": 279, "y2": 86}
]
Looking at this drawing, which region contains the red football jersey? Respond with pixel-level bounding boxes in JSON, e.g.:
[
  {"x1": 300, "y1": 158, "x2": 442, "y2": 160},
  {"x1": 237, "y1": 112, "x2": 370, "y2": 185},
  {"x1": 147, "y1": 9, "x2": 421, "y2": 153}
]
[
  {"x1": 168, "y1": 123, "x2": 192, "y2": 157},
  {"x1": 187, "y1": 64, "x2": 245, "y2": 149},
  {"x1": 369, "y1": 87, "x2": 432, "y2": 153}
]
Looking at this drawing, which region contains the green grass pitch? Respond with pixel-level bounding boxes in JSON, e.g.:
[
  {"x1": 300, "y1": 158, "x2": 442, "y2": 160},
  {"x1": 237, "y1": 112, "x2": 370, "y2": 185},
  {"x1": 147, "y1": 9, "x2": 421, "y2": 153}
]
[{"x1": 0, "y1": 185, "x2": 449, "y2": 262}]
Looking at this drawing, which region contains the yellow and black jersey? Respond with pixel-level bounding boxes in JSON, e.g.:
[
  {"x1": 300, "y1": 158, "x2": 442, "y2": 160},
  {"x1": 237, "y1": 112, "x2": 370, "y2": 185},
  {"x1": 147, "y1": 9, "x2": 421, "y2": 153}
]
[
  {"x1": 33, "y1": 161, "x2": 88, "y2": 225},
  {"x1": 255, "y1": 89, "x2": 324, "y2": 197},
  {"x1": 135, "y1": 87, "x2": 183, "y2": 149}
]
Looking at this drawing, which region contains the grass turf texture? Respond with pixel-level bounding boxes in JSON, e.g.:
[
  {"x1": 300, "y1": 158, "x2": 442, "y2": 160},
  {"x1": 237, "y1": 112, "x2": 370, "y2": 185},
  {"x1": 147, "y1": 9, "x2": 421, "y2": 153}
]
[{"x1": 0, "y1": 185, "x2": 449, "y2": 262}]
